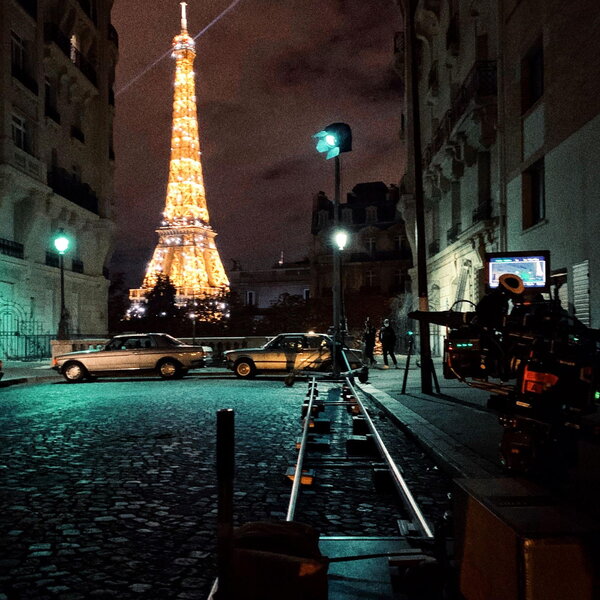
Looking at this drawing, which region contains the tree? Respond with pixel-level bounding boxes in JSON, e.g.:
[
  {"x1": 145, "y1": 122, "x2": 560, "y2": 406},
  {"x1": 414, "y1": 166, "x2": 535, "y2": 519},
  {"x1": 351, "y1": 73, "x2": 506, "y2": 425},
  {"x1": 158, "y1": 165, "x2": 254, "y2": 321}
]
[{"x1": 145, "y1": 274, "x2": 178, "y2": 318}]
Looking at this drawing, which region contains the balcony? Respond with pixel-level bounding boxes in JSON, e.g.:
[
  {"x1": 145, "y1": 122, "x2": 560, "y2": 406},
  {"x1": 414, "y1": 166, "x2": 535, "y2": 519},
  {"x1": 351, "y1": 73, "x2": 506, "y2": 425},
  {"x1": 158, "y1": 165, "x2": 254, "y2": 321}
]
[
  {"x1": 447, "y1": 222, "x2": 462, "y2": 244},
  {"x1": 422, "y1": 61, "x2": 497, "y2": 166},
  {"x1": 72, "y1": 259, "x2": 84, "y2": 273},
  {"x1": 16, "y1": 0, "x2": 37, "y2": 19},
  {"x1": 71, "y1": 125, "x2": 85, "y2": 143},
  {"x1": 11, "y1": 65, "x2": 38, "y2": 95},
  {"x1": 44, "y1": 23, "x2": 97, "y2": 87},
  {"x1": 47, "y1": 167, "x2": 99, "y2": 215},
  {"x1": 472, "y1": 202, "x2": 492, "y2": 224},
  {"x1": 428, "y1": 239, "x2": 440, "y2": 256},
  {"x1": 0, "y1": 238, "x2": 24, "y2": 259},
  {"x1": 45, "y1": 251, "x2": 59, "y2": 268}
]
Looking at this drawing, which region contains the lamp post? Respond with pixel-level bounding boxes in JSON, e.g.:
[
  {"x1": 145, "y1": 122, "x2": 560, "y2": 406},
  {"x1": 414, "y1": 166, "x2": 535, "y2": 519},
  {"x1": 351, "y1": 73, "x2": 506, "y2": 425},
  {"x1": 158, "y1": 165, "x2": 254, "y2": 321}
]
[
  {"x1": 313, "y1": 123, "x2": 352, "y2": 379},
  {"x1": 54, "y1": 229, "x2": 70, "y2": 340},
  {"x1": 334, "y1": 230, "x2": 349, "y2": 355}
]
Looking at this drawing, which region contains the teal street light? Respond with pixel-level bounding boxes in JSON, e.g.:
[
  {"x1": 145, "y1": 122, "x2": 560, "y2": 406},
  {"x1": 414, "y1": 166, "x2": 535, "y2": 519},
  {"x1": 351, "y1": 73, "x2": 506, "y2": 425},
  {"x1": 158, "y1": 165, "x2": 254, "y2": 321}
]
[
  {"x1": 54, "y1": 229, "x2": 71, "y2": 340},
  {"x1": 313, "y1": 122, "x2": 353, "y2": 379},
  {"x1": 334, "y1": 229, "x2": 348, "y2": 251}
]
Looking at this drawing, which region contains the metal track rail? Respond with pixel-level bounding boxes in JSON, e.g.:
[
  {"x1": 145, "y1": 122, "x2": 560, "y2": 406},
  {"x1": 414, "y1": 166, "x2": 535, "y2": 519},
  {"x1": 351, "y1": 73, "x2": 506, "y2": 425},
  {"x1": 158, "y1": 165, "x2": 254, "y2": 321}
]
[
  {"x1": 288, "y1": 375, "x2": 434, "y2": 539},
  {"x1": 286, "y1": 376, "x2": 317, "y2": 522}
]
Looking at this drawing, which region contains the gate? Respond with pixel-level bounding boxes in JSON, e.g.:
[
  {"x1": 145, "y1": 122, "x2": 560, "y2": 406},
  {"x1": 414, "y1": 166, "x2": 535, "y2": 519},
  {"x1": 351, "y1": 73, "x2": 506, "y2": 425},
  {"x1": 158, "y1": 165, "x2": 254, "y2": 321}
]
[{"x1": 0, "y1": 298, "x2": 52, "y2": 360}]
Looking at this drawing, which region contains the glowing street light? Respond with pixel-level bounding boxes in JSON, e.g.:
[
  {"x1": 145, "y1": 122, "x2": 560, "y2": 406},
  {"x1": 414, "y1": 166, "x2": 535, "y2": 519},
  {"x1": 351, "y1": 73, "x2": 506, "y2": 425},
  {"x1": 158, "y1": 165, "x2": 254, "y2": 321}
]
[
  {"x1": 334, "y1": 230, "x2": 348, "y2": 251},
  {"x1": 54, "y1": 229, "x2": 71, "y2": 340}
]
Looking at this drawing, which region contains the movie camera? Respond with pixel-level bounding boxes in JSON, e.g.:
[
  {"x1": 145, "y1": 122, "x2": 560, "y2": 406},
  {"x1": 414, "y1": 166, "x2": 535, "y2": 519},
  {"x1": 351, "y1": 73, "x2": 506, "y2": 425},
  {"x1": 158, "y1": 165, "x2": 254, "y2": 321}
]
[{"x1": 409, "y1": 251, "x2": 600, "y2": 473}]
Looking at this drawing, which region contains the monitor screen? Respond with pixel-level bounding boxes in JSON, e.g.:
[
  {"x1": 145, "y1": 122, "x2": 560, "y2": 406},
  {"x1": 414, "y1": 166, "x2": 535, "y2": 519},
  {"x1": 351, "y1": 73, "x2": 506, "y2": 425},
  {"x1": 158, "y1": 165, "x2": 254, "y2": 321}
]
[{"x1": 485, "y1": 251, "x2": 550, "y2": 292}]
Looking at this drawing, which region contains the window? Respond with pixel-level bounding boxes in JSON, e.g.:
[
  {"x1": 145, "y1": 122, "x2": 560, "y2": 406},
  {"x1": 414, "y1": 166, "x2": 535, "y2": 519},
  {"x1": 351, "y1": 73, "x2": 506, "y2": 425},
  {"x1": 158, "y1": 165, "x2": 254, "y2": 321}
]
[
  {"x1": 521, "y1": 39, "x2": 544, "y2": 113},
  {"x1": 366, "y1": 236, "x2": 376, "y2": 254},
  {"x1": 317, "y1": 211, "x2": 328, "y2": 227},
  {"x1": 12, "y1": 114, "x2": 29, "y2": 152},
  {"x1": 11, "y1": 32, "x2": 25, "y2": 71},
  {"x1": 522, "y1": 158, "x2": 545, "y2": 229},
  {"x1": 246, "y1": 290, "x2": 256, "y2": 306},
  {"x1": 366, "y1": 206, "x2": 377, "y2": 223},
  {"x1": 342, "y1": 207, "x2": 353, "y2": 224},
  {"x1": 70, "y1": 34, "x2": 80, "y2": 63},
  {"x1": 365, "y1": 270, "x2": 377, "y2": 288},
  {"x1": 303, "y1": 288, "x2": 310, "y2": 301}
]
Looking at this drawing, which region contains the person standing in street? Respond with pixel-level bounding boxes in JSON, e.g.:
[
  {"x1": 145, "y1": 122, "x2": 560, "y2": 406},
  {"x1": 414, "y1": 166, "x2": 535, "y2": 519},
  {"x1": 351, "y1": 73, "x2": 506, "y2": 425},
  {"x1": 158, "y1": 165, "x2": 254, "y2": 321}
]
[
  {"x1": 363, "y1": 318, "x2": 377, "y2": 367},
  {"x1": 379, "y1": 318, "x2": 398, "y2": 368}
]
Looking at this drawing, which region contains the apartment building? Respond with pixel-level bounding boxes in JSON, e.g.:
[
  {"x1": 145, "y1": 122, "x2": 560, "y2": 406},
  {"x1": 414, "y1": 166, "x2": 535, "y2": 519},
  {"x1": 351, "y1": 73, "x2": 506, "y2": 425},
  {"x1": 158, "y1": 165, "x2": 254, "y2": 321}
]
[{"x1": 0, "y1": 0, "x2": 117, "y2": 357}]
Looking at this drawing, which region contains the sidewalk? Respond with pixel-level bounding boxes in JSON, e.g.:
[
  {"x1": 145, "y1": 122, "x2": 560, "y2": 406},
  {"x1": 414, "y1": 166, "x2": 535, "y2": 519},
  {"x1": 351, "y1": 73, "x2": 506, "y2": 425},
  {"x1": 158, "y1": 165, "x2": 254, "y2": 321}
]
[
  {"x1": 0, "y1": 355, "x2": 503, "y2": 479},
  {"x1": 357, "y1": 354, "x2": 505, "y2": 479}
]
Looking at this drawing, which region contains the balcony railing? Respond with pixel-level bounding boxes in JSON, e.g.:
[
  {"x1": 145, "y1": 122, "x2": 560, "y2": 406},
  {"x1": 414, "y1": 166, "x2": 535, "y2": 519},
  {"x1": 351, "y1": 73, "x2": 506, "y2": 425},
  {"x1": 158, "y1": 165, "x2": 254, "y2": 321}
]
[
  {"x1": 447, "y1": 222, "x2": 462, "y2": 244},
  {"x1": 44, "y1": 23, "x2": 97, "y2": 87},
  {"x1": 16, "y1": 0, "x2": 37, "y2": 19},
  {"x1": 472, "y1": 202, "x2": 492, "y2": 224},
  {"x1": 0, "y1": 238, "x2": 24, "y2": 259},
  {"x1": 72, "y1": 259, "x2": 84, "y2": 273},
  {"x1": 11, "y1": 65, "x2": 38, "y2": 95},
  {"x1": 46, "y1": 251, "x2": 59, "y2": 268},
  {"x1": 422, "y1": 60, "x2": 497, "y2": 166},
  {"x1": 47, "y1": 167, "x2": 99, "y2": 215}
]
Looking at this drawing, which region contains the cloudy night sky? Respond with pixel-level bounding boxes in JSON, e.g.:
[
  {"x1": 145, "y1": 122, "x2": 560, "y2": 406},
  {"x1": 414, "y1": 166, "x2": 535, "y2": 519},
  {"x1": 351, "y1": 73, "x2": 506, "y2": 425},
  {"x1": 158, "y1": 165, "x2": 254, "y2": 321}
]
[{"x1": 110, "y1": 0, "x2": 405, "y2": 288}]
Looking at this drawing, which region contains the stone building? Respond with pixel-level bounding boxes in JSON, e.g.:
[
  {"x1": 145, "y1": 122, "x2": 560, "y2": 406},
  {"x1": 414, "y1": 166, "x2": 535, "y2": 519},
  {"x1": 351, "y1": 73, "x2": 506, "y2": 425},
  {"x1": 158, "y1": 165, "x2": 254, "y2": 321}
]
[
  {"x1": 310, "y1": 182, "x2": 413, "y2": 337},
  {"x1": 394, "y1": 0, "x2": 600, "y2": 355},
  {"x1": 0, "y1": 0, "x2": 117, "y2": 357},
  {"x1": 229, "y1": 259, "x2": 311, "y2": 310}
]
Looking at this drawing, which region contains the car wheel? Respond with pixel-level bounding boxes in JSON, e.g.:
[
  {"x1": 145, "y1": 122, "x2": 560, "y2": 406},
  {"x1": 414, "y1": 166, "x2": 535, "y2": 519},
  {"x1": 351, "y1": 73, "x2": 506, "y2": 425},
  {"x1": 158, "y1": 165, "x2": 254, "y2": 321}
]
[
  {"x1": 63, "y1": 361, "x2": 88, "y2": 383},
  {"x1": 158, "y1": 359, "x2": 182, "y2": 380},
  {"x1": 234, "y1": 359, "x2": 256, "y2": 379}
]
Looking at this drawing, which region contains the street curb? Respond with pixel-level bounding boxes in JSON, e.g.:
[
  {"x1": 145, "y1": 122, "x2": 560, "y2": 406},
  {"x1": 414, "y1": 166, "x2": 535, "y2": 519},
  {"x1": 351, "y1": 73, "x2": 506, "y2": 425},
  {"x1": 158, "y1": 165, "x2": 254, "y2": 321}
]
[
  {"x1": 0, "y1": 375, "x2": 61, "y2": 388},
  {"x1": 357, "y1": 381, "x2": 502, "y2": 480}
]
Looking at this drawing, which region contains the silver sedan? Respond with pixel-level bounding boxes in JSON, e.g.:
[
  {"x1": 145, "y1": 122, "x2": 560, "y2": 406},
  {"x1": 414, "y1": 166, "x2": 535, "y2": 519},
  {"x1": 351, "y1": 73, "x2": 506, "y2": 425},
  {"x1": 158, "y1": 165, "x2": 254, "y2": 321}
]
[
  {"x1": 224, "y1": 333, "x2": 367, "y2": 380},
  {"x1": 52, "y1": 333, "x2": 206, "y2": 383}
]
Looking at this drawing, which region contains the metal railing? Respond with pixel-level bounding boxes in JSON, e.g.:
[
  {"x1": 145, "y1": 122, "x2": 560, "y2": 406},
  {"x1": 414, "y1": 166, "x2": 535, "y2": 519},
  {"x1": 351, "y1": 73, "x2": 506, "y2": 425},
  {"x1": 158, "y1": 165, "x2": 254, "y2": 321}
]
[
  {"x1": 447, "y1": 222, "x2": 462, "y2": 244},
  {"x1": 47, "y1": 167, "x2": 99, "y2": 214},
  {"x1": 0, "y1": 238, "x2": 24, "y2": 259}
]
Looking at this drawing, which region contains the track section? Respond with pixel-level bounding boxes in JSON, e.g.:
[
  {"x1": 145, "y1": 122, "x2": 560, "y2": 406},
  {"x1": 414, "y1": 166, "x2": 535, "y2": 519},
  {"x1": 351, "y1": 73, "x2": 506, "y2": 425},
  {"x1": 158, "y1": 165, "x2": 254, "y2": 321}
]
[{"x1": 286, "y1": 377, "x2": 452, "y2": 537}]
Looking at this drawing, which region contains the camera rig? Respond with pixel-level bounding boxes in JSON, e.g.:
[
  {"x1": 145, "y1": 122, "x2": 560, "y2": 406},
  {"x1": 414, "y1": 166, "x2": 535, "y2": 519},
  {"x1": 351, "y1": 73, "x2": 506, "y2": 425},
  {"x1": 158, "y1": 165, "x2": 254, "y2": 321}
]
[{"x1": 409, "y1": 273, "x2": 600, "y2": 474}]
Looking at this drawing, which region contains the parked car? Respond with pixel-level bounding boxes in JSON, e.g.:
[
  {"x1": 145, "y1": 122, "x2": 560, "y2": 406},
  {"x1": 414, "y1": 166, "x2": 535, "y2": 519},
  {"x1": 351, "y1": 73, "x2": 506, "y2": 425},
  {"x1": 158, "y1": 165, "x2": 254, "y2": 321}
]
[
  {"x1": 52, "y1": 333, "x2": 207, "y2": 383},
  {"x1": 224, "y1": 333, "x2": 367, "y2": 380}
]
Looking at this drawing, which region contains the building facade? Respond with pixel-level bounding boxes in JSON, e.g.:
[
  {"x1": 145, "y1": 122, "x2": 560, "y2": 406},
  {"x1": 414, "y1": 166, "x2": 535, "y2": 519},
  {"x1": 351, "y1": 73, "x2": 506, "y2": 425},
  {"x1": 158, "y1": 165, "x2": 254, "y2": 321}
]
[
  {"x1": 310, "y1": 182, "x2": 413, "y2": 337},
  {"x1": 1, "y1": 0, "x2": 117, "y2": 356},
  {"x1": 395, "y1": 0, "x2": 600, "y2": 355},
  {"x1": 229, "y1": 260, "x2": 311, "y2": 310}
]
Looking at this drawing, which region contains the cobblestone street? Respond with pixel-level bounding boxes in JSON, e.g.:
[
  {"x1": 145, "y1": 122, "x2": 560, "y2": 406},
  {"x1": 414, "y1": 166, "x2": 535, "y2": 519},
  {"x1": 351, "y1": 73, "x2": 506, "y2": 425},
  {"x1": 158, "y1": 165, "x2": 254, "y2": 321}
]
[{"x1": 1, "y1": 377, "x2": 451, "y2": 599}]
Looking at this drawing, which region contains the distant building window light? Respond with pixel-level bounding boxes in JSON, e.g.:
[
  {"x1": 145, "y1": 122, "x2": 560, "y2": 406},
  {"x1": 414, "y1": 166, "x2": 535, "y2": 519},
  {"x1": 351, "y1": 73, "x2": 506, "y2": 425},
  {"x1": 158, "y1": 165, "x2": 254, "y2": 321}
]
[{"x1": 11, "y1": 32, "x2": 25, "y2": 71}]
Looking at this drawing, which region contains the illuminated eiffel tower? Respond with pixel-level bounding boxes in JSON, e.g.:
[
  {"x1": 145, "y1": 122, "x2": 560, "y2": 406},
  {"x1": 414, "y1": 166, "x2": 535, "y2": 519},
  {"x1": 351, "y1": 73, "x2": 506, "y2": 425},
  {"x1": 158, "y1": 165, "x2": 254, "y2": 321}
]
[{"x1": 130, "y1": 2, "x2": 228, "y2": 307}]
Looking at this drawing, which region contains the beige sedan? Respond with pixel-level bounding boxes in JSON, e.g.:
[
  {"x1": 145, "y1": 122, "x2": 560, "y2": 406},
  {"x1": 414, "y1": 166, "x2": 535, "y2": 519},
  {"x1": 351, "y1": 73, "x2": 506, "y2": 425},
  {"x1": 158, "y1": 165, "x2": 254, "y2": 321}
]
[
  {"x1": 52, "y1": 333, "x2": 206, "y2": 382},
  {"x1": 224, "y1": 333, "x2": 367, "y2": 380}
]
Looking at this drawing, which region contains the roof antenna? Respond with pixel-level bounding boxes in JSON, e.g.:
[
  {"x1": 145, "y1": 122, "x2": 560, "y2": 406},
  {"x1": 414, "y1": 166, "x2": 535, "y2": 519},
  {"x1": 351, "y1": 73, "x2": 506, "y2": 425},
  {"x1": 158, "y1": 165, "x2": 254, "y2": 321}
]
[{"x1": 180, "y1": 1, "x2": 188, "y2": 32}]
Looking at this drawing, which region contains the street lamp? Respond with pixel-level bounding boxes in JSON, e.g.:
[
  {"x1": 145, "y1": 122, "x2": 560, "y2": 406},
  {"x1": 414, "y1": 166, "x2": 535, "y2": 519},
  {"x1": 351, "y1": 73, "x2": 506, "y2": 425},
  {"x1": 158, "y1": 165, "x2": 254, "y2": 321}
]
[
  {"x1": 334, "y1": 230, "x2": 349, "y2": 347},
  {"x1": 54, "y1": 229, "x2": 71, "y2": 340},
  {"x1": 313, "y1": 123, "x2": 353, "y2": 379}
]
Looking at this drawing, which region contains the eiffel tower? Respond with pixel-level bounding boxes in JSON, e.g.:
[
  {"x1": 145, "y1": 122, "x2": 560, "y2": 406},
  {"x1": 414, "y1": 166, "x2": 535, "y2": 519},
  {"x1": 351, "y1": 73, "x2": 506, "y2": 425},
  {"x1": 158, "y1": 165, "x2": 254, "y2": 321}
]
[{"x1": 130, "y1": 2, "x2": 229, "y2": 307}]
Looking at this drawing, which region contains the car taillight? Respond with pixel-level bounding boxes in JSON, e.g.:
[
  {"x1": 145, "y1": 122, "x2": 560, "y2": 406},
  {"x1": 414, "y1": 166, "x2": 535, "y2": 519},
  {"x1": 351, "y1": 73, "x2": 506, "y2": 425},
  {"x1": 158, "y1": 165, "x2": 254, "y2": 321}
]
[{"x1": 51, "y1": 358, "x2": 57, "y2": 367}]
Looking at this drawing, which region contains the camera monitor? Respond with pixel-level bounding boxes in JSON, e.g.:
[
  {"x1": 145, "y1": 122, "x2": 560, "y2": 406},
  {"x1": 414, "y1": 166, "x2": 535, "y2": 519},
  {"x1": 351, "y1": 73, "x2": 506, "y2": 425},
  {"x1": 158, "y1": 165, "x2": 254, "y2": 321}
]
[{"x1": 485, "y1": 250, "x2": 550, "y2": 293}]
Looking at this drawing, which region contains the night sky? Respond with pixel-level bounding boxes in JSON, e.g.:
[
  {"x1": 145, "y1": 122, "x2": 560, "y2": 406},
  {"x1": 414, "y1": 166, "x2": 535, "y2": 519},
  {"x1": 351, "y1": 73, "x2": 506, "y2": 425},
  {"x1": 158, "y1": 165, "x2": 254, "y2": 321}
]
[{"x1": 110, "y1": 0, "x2": 405, "y2": 288}]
